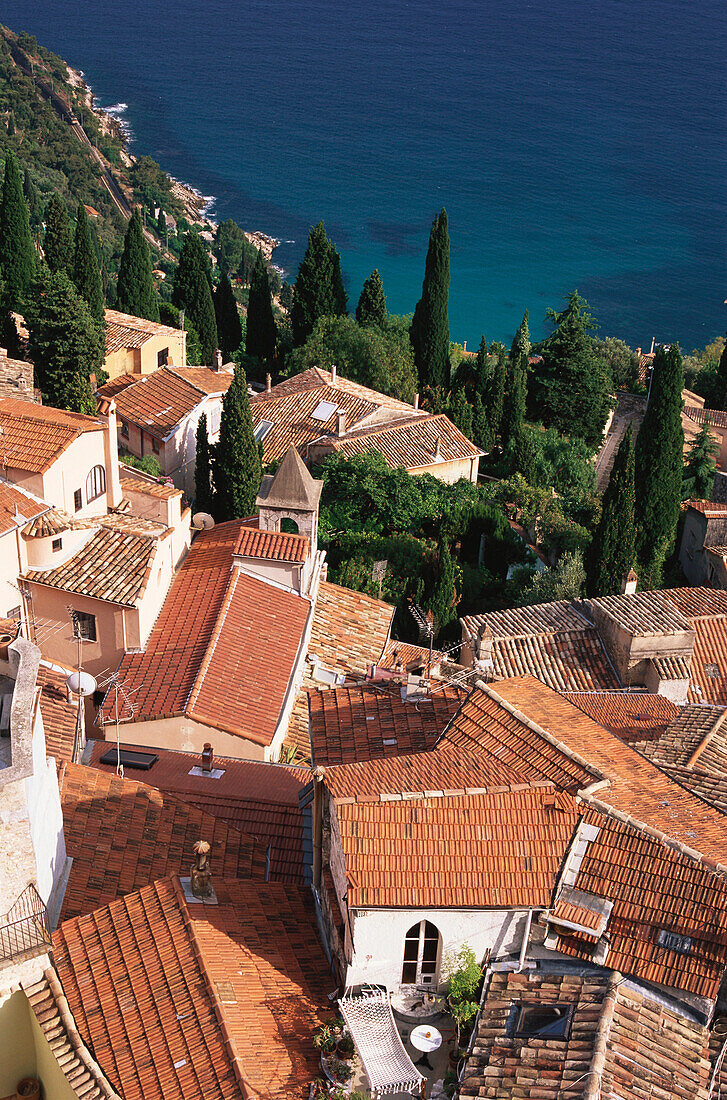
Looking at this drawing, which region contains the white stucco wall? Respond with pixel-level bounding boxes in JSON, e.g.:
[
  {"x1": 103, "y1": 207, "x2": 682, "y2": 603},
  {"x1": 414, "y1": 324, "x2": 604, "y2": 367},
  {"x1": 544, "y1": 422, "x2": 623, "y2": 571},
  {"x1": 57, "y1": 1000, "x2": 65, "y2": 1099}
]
[{"x1": 346, "y1": 906, "x2": 528, "y2": 992}]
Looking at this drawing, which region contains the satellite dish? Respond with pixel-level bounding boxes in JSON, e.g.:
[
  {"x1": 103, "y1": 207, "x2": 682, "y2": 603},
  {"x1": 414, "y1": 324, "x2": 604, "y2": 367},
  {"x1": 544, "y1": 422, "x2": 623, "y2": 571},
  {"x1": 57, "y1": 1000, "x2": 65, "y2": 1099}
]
[
  {"x1": 66, "y1": 670, "x2": 97, "y2": 697},
  {"x1": 192, "y1": 512, "x2": 215, "y2": 531}
]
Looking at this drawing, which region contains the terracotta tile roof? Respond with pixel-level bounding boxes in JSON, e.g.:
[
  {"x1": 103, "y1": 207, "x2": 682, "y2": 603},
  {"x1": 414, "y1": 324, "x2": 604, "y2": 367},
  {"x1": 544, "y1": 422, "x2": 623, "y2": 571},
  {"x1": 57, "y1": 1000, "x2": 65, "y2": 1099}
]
[
  {"x1": 120, "y1": 468, "x2": 181, "y2": 499},
  {"x1": 25, "y1": 526, "x2": 159, "y2": 607},
  {"x1": 590, "y1": 590, "x2": 692, "y2": 635},
  {"x1": 53, "y1": 877, "x2": 331, "y2": 1100},
  {"x1": 656, "y1": 763, "x2": 727, "y2": 814},
  {"x1": 550, "y1": 886, "x2": 608, "y2": 938},
  {"x1": 335, "y1": 787, "x2": 579, "y2": 908},
  {"x1": 687, "y1": 500, "x2": 727, "y2": 517},
  {"x1": 98, "y1": 367, "x2": 222, "y2": 438},
  {"x1": 326, "y1": 412, "x2": 482, "y2": 469},
  {"x1": 262, "y1": 366, "x2": 414, "y2": 410},
  {"x1": 104, "y1": 308, "x2": 184, "y2": 353},
  {"x1": 58, "y1": 761, "x2": 266, "y2": 919},
  {"x1": 460, "y1": 969, "x2": 711, "y2": 1100},
  {"x1": 100, "y1": 520, "x2": 312, "y2": 744},
  {"x1": 250, "y1": 382, "x2": 383, "y2": 462},
  {"x1": 651, "y1": 654, "x2": 692, "y2": 679},
  {"x1": 379, "y1": 639, "x2": 446, "y2": 671},
  {"x1": 24, "y1": 969, "x2": 121, "y2": 1100},
  {"x1": 555, "y1": 807, "x2": 727, "y2": 998},
  {"x1": 689, "y1": 617, "x2": 727, "y2": 704},
  {"x1": 494, "y1": 677, "x2": 727, "y2": 866},
  {"x1": 685, "y1": 405, "x2": 727, "y2": 429},
  {"x1": 168, "y1": 365, "x2": 233, "y2": 394},
  {"x1": 87, "y1": 742, "x2": 309, "y2": 881},
  {"x1": 463, "y1": 600, "x2": 592, "y2": 639},
  {"x1": 0, "y1": 479, "x2": 47, "y2": 535},
  {"x1": 0, "y1": 396, "x2": 104, "y2": 473},
  {"x1": 562, "y1": 691, "x2": 679, "y2": 743},
  {"x1": 37, "y1": 662, "x2": 78, "y2": 762},
  {"x1": 53, "y1": 878, "x2": 244, "y2": 1100},
  {"x1": 308, "y1": 682, "x2": 463, "y2": 765},
  {"x1": 235, "y1": 522, "x2": 309, "y2": 562},
  {"x1": 665, "y1": 587, "x2": 727, "y2": 620},
  {"x1": 633, "y1": 704, "x2": 727, "y2": 767},
  {"x1": 285, "y1": 580, "x2": 394, "y2": 759}
]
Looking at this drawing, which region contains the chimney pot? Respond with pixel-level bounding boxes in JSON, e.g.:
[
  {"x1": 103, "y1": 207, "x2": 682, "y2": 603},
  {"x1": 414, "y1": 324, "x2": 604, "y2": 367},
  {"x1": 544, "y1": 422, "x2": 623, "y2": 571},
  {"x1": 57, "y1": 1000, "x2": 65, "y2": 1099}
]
[
  {"x1": 266, "y1": 373, "x2": 272, "y2": 393},
  {"x1": 201, "y1": 742, "x2": 213, "y2": 772},
  {"x1": 0, "y1": 347, "x2": 7, "y2": 357},
  {"x1": 331, "y1": 364, "x2": 337, "y2": 385},
  {"x1": 650, "y1": 337, "x2": 656, "y2": 354},
  {"x1": 635, "y1": 347, "x2": 641, "y2": 357},
  {"x1": 463, "y1": 340, "x2": 467, "y2": 352},
  {"x1": 413, "y1": 392, "x2": 420, "y2": 410},
  {"x1": 622, "y1": 568, "x2": 638, "y2": 595},
  {"x1": 336, "y1": 409, "x2": 346, "y2": 437},
  {"x1": 213, "y1": 349, "x2": 223, "y2": 372}
]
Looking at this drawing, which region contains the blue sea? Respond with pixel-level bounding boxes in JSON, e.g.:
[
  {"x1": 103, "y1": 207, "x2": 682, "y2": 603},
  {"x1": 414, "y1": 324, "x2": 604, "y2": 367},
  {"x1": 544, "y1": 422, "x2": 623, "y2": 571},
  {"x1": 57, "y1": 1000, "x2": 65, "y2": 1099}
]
[{"x1": 5, "y1": 0, "x2": 726, "y2": 350}]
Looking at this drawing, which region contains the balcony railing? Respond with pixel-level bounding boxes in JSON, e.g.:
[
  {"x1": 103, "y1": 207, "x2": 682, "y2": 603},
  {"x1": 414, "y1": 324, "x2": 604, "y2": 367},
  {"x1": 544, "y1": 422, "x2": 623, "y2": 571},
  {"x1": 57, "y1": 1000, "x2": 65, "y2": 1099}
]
[{"x1": 0, "y1": 884, "x2": 51, "y2": 962}]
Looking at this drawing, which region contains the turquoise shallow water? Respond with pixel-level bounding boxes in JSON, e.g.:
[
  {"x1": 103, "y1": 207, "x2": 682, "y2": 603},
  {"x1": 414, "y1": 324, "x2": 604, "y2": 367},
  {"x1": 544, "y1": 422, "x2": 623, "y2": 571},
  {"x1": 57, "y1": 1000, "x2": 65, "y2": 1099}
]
[{"x1": 5, "y1": 0, "x2": 726, "y2": 349}]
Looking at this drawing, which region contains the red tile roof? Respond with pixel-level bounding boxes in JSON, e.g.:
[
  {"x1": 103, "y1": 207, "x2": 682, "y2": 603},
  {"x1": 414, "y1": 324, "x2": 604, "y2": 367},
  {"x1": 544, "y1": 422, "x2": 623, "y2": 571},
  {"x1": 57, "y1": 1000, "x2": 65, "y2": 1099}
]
[
  {"x1": 104, "y1": 308, "x2": 185, "y2": 353},
  {"x1": 324, "y1": 412, "x2": 482, "y2": 470},
  {"x1": 689, "y1": 616, "x2": 727, "y2": 704},
  {"x1": 37, "y1": 662, "x2": 78, "y2": 762},
  {"x1": 58, "y1": 761, "x2": 266, "y2": 919},
  {"x1": 98, "y1": 366, "x2": 229, "y2": 438},
  {"x1": 0, "y1": 396, "x2": 104, "y2": 473},
  {"x1": 0, "y1": 479, "x2": 47, "y2": 535},
  {"x1": 53, "y1": 876, "x2": 331, "y2": 1100},
  {"x1": 235, "y1": 522, "x2": 309, "y2": 563},
  {"x1": 86, "y1": 742, "x2": 309, "y2": 881},
  {"x1": 687, "y1": 500, "x2": 727, "y2": 517},
  {"x1": 335, "y1": 787, "x2": 578, "y2": 908},
  {"x1": 100, "y1": 520, "x2": 312, "y2": 745},
  {"x1": 308, "y1": 682, "x2": 463, "y2": 765},
  {"x1": 25, "y1": 526, "x2": 159, "y2": 606},
  {"x1": 561, "y1": 691, "x2": 678, "y2": 743},
  {"x1": 120, "y1": 468, "x2": 182, "y2": 499}
]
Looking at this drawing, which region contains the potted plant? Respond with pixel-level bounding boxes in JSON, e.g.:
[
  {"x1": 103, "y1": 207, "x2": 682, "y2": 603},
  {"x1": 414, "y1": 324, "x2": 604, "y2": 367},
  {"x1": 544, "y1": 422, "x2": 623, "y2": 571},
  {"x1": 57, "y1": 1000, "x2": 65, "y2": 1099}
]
[
  {"x1": 16, "y1": 1080, "x2": 40, "y2": 1100},
  {"x1": 332, "y1": 1061, "x2": 352, "y2": 1084},
  {"x1": 445, "y1": 944, "x2": 483, "y2": 1046},
  {"x1": 313, "y1": 1024, "x2": 337, "y2": 1055},
  {"x1": 336, "y1": 1031, "x2": 355, "y2": 1061}
]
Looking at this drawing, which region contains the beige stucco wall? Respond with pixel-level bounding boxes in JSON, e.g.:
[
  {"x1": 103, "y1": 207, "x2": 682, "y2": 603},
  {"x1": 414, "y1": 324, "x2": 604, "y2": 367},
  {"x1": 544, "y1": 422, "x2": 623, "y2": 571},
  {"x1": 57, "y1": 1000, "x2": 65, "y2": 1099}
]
[
  {"x1": 118, "y1": 421, "x2": 166, "y2": 470},
  {"x1": 410, "y1": 456, "x2": 479, "y2": 484},
  {"x1": 99, "y1": 714, "x2": 268, "y2": 760},
  {"x1": 0, "y1": 989, "x2": 85, "y2": 1100},
  {"x1": 118, "y1": 393, "x2": 224, "y2": 496},
  {"x1": 105, "y1": 328, "x2": 187, "y2": 380},
  {"x1": 7, "y1": 431, "x2": 110, "y2": 519},
  {"x1": 24, "y1": 586, "x2": 133, "y2": 682},
  {"x1": 0, "y1": 528, "x2": 23, "y2": 617}
]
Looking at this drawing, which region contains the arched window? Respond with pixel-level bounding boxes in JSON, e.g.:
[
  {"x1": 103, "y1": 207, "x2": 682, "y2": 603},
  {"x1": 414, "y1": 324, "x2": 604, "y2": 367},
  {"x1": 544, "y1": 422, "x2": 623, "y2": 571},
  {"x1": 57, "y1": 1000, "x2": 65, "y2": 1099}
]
[
  {"x1": 280, "y1": 517, "x2": 299, "y2": 534},
  {"x1": 86, "y1": 464, "x2": 106, "y2": 503},
  {"x1": 401, "y1": 920, "x2": 441, "y2": 986}
]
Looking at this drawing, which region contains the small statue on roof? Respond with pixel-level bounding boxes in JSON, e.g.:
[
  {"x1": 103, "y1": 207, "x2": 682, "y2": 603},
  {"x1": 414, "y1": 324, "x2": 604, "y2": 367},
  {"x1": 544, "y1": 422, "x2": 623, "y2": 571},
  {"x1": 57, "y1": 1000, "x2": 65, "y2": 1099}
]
[{"x1": 190, "y1": 839, "x2": 213, "y2": 898}]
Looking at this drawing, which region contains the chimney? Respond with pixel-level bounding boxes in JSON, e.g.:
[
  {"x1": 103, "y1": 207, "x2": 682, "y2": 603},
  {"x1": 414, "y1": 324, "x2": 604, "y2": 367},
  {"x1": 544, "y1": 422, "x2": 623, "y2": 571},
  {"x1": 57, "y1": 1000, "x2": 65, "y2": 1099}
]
[
  {"x1": 336, "y1": 409, "x2": 346, "y2": 437},
  {"x1": 650, "y1": 336, "x2": 656, "y2": 354},
  {"x1": 635, "y1": 347, "x2": 641, "y2": 357},
  {"x1": 622, "y1": 568, "x2": 638, "y2": 595},
  {"x1": 265, "y1": 372, "x2": 272, "y2": 393},
  {"x1": 463, "y1": 340, "x2": 467, "y2": 352},
  {"x1": 101, "y1": 398, "x2": 123, "y2": 510},
  {"x1": 330, "y1": 364, "x2": 337, "y2": 385},
  {"x1": 201, "y1": 742, "x2": 213, "y2": 772},
  {"x1": 213, "y1": 349, "x2": 223, "y2": 372},
  {"x1": 477, "y1": 624, "x2": 494, "y2": 663},
  {"x1": 413, "y1": 393, "x2": 420, "y2": 410}
]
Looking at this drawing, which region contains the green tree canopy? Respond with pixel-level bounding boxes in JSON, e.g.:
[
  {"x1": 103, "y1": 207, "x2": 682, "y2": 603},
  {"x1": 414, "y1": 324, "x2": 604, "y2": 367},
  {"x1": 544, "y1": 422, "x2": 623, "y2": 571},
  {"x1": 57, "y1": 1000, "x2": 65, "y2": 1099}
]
[
  {"x1": 587, "y1": 427, "x2": 636, "y2": 596},
  {"x1": 501, "y1": 352, "x2": 528, "y2": 449},
  {"x1": 0, "y1": 150, "x2": 35, "y2": 308},
  {"x1": 72, "y1": 202, "x2": 104, "y2": 321},
  {"x1": 246, "y1": 248, "x2": 277, "y2": 361},
  {"x1": 519, "y1": 551, "x2": 586, "y2": 606},
  {"x1": 212, "y1": 364, "x2": 262, "y2": 520},
  {"x1": 356, "y1": 268, "x2": 387, "y2": 328},
  {"x1": 410, "y1": 208, "x2": 450, "y2": 391},
  {"x1": 194, "y1": 412, "x2": 214, "y2": 514},
  {"x1": 717, "y1": 341, "x2": 727, "y2": 409},
  {"x1": 287, "y1": 314, "x2": 417, "y2": 403},
  {"x1": 510, "y1": 310, "x2": 530, "y2": 362},
  {"x1": 116, "y1": 209, "x2": 159, "y2": 322},
  {"x1": 172, "y1": 231, "x2": 217, "y2": 362},
  {"x1": 43, "y1": 195, "x2": 73, "y2": 275},
  {"x1": 531, "y1": 291, "x2": 613, "y2": 447},
  {"x1": 214, "y1": 269, "x2": 243, "y2": 361},
  {"x1": 26, "y1": 268, "x2": 102, "y2": 412},
  {"x1": 23, "y1": 168, "x2": 41, "y2": 230},
  {"x1": 683, "y1": 419, "x2": 719, "y2": 501},
  {"x1": 634, "y1": 344, "x2": 685, "y2": 587},
  {"x1": 290, "y1": 221, "x2": 346, "y2": 345}
]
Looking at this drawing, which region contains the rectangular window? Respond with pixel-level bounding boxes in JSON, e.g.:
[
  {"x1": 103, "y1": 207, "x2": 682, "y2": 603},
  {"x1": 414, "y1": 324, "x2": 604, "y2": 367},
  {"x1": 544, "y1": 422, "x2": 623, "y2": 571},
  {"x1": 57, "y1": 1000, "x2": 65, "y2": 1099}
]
[
  {"x1": 71, "y1": 610, "x2": 96, "y2": 642},
  {"x1": 514, "y1": 1005, "x2": 573, "y2": 1041},
  {"x1": 157, "y1": 347, "x2": 169, "y2": 368},
  {"x1": 52, "y1": 537, "x2": 62, "y2": 553},
  {"x1": 152, "y1": 437, "x2": 160, "y2": 454},
  {"x1": 657, "y1": 930, "x2": 693, "y2": 954},
  {"x1": 7, "y1": 606, "x2": 21, "y2": 621},
  {"x1": 120, "y1": 419, "x2": 129, "y2": 439},
  {"x1": 73, "y1": 488, "x2": 82, "y2": 512}
]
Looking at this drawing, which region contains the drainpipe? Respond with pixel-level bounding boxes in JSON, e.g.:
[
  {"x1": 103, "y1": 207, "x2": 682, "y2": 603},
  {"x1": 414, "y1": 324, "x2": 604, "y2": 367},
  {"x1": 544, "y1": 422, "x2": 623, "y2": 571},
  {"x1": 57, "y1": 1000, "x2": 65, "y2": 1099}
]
[
  {"x1": 312, "y1": 766, "x2": 325, "y2": 891},
  {"x1": 516, "y1": 909, "x2": 534, "y2": 972}
]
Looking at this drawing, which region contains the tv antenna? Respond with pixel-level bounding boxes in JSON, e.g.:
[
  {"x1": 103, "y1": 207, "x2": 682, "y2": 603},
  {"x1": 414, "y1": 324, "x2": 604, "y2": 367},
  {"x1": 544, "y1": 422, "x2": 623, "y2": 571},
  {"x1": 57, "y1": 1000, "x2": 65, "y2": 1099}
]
[{"x1": 96, "y1": 669, "x2": 137, "y2": 778}]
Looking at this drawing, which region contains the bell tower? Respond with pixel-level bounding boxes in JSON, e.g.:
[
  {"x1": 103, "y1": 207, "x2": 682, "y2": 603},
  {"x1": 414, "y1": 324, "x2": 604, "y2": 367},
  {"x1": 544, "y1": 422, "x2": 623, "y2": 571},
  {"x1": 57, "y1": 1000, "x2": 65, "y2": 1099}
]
[{"x1": 256, "y1": 446, "x2": 323, "y2": 554}]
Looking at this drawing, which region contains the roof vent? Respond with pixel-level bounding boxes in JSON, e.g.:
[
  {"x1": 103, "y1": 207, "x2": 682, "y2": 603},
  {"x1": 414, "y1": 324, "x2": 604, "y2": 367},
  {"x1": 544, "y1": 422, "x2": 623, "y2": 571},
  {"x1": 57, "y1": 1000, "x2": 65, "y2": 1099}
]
[
  {"x1": 201, "y1": 743, "x2": 213, "y2": 772},
  {"x1": 312, "y1": 399, "x2": 337, "y2": 422}
]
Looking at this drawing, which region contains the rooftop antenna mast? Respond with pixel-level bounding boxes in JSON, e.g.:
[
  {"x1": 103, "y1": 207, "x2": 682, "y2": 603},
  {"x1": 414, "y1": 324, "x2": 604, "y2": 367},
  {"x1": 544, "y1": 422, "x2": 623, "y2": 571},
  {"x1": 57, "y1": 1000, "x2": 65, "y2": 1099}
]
[
  {"x1": 97, "y1": 669, "x2": 137, "y2": 778},
  {"x1": 66, "y1": 607, "x2": 97, "y2": 764}
]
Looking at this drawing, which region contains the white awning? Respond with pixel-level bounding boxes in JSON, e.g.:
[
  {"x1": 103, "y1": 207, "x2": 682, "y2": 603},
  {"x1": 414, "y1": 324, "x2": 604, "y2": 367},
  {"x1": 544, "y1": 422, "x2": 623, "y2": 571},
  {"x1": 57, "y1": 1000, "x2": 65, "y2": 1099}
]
[{"x1": 339, "y1": 992, "x2": 425, "y2": 1097}]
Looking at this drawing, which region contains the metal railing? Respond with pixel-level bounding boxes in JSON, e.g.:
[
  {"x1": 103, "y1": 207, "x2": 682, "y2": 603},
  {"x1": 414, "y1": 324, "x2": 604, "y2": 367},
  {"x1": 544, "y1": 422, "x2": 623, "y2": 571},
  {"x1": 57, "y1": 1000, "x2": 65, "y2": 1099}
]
[{"x1": 0, "y1": 884, "x2": 51, "y2": 962}]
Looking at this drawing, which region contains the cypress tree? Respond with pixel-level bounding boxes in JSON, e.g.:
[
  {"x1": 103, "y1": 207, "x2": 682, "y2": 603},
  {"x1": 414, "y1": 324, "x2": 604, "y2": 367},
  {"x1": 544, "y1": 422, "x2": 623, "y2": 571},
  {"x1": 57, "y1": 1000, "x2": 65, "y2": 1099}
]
[
  {"x1": 116, "y1": 210, "x2": 159, "y2": 322},
  {"x1": 25, "y1": 269, "x2": 104, "y2": 412},
  {"x1": 510, "y1": 309, "x2": 530, "y2": 362},
  {"x1": 157, "y1": 209, "x2": 167, "y2": 240},
  {"x1": 23, "y1": 169, "x2": 40, "y2": 229},
  {"x1": 44, "y1": 196, "x2": 73, "y2": 275},
  {"x1": 410, "y1": 208, "x2": 450, "y2": 391},
  {"x1": 212, "y1": 364, "x2": 262, "y2": 521},
  {"x1": 194, "y1": 412, "x2": 215, "y2": 514},
  {"x1": 72, "y1": 203, "x2": 105, "y2": 321},
  {"x1": 587, "y1": 427, "x2": 636, "y2": 596},
  {"x1": 0, "y1": 150, "x2": 35, "y2": 308},
  {"x1": 485, "y1": 342, "x2": 507, "y2": 442},
  {"x1": 246, "y1": 249, "x2": 277, "y2": 360},
  {"x1": 172, "y1": 232, "x2": 218, "y2": 363},
  {"x1": 501, "y1": 352, "x2": 528, "y2": 449},
  {"x1": 634, "y1": 344, "x2": 685, "y2": 587},
  {"x1": 509, "y1": 426, "x2": 539, "y2": 485},
  {"x1": 291, "y1": 221, "x2": 344, "y2": 346},
  {"x1": 682, "y1": 419, "x2": 719, "y2": 500},
  {"x1": 214, "y1": 270, "x2": 243, "y2": 360},
  {"x1": 7, "y1": 111, "x2": 15, "y2": 137},
  {"x1": 356, "y1": 269, "x2": 387, "y2": 328},
  {"x1": 717, "y1": 341, "x2": 727, "y2": 409},
  {"x1": 429, "y1": 541, "x2": 458, "y2": 633}
]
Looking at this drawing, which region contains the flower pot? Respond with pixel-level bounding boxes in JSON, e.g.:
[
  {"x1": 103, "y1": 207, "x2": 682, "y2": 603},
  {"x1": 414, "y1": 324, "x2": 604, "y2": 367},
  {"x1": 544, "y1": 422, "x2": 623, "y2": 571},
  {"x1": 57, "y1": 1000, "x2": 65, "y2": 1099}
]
[
  {"x1": 16, "y1": 1079, "x2": 40, "y2": 1099},
  {"x1": 336, "y1": 1039, "x2": 354, "y2": 1060},
  {"x1": 0, "y1": 633, "x2": 13, "y2": 661}
]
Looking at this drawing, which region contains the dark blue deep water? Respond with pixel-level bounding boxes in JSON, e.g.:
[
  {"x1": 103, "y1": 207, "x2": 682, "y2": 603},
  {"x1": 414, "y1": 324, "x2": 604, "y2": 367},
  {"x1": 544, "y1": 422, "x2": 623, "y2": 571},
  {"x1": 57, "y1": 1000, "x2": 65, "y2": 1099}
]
[{"x1": 5, "y1": 0, "x2": 726, "y2": 349}]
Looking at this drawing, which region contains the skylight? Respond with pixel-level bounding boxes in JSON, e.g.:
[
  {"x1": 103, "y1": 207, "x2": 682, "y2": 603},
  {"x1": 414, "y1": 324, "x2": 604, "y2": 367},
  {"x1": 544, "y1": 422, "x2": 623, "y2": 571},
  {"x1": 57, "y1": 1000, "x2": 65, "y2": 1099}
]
[
  {"x1": 657, "y1": 929, "x2": 693, "y2": 955},
  {"x1": 254, "y1": 419, "x2": 274, "y2": 442},
  {"x1": 312, "y1": 399, "x2": 337, "y2": 421},
  {"x1": 513, "y1": 1004, "x2": 573, "y2": 1041}
]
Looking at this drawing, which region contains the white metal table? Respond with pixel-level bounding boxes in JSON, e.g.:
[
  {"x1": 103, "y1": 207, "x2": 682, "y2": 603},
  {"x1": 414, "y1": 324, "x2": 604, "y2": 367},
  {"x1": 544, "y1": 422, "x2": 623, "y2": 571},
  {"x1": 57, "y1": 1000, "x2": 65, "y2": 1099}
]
[{"x1": 410, "y1": 1023, "x2": 442, "y2": 1071}]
